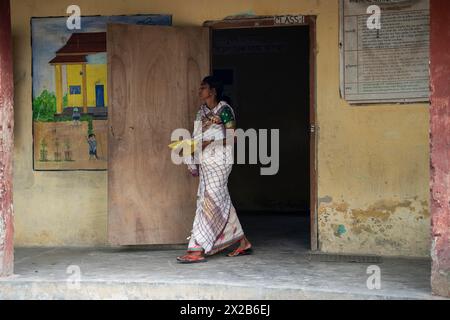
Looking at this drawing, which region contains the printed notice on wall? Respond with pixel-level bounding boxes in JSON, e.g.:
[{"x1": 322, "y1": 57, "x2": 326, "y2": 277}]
[{"x1": 340, "y1": 0, "x2": 430, "y2": 104}]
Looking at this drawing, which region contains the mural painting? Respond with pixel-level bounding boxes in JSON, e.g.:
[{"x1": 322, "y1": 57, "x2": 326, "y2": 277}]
[{"x1": 32, "y1": 14, "x2": 171, "y2": 170}]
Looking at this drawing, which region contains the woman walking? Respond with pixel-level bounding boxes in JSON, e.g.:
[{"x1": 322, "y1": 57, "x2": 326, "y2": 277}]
[{"x1": 176, "y1": 76, "x2": 252, "y2": 263}]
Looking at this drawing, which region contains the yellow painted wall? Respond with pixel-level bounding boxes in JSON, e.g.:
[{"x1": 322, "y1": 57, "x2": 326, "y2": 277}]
[
  {"x1": 66, "y1": 64, "x2": 83, "y2": 107},
  {"x1": 86, "y1": 64, "x2": 108, "y2": 107},
  {"x1": 11, "y1": 0, "x2": 430, "y2": 256},
  {"x1": 66, "y1": 64, "x2": 107, "y2": 107}
]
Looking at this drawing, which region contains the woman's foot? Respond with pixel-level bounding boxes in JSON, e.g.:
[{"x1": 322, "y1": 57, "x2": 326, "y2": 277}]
[
  {"x1": 176, "y1": 251, "x2": 207, "y2": 263},
  {"x1": 227, "y1": 236, "x2": 252, "y2": 257}
]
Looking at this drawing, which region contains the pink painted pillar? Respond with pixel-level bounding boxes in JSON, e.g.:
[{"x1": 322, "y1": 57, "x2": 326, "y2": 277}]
[
  {"x1": 0, "y1": 0, "x2": 14, "y2": 277},
  {"x1": 430, "y1": 0, "x2": 450, "y2": 298}
]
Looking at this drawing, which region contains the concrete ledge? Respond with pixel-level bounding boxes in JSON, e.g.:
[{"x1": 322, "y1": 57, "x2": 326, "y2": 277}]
[
  {"x1": 1, "y1": 241, "x2": 444, "y2": 300},
  {"x1": 0, "y1": 280, "x2": 443, "y2": 300}
]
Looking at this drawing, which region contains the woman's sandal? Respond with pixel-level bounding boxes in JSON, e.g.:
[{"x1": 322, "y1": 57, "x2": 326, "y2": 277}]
[
  {"x1": 176, "y1": 254, "x2": 207, "y2": 264},
  {"x1": 227, "y1": 247, "x2": 253, "y2": 257}
]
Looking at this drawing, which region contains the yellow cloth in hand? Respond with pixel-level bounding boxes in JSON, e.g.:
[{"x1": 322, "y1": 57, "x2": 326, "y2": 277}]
[{"x1": 168, "y1": 139, "x2": 198, "y2": 156}]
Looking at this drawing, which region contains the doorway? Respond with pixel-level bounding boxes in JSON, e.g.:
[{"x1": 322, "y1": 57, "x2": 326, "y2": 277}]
[
  {"x1": 95, "y1": 84, "x2": 105, "y2": 107},
  {"x1": 107, "y1": 19, "x2": 317, "y2": 250},
  {"x1": 209, "y1": 19, "x2": 317, "y2": 250}
]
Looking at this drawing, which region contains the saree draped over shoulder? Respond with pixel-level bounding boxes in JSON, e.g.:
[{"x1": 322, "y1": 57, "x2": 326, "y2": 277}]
[{"x1": 183, "y1": 101, "x2": 244, "y2": 255}]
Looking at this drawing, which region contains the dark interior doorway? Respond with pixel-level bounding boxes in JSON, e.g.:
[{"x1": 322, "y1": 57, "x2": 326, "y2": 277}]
[{"x1": 211, "y1": 26, "x2": 311, "y2": 249}]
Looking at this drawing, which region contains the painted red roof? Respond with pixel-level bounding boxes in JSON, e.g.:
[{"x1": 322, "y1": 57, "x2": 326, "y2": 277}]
[
  {"x1": 55, "y1": 32, "x2": 106, "y2": 55},
  {"x1": 49, "y1": 55, "x2": 87, "y2": 64}
]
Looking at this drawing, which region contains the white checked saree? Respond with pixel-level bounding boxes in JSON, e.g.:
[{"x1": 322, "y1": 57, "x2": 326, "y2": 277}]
[{"x1": 184, "y1": 101, "x2": 245, "y2": 255}]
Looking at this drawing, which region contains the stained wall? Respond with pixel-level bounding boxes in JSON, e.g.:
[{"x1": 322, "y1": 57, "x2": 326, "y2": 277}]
[{"x1": 11, "y1": 0, "x2": 430, "y2": 257}]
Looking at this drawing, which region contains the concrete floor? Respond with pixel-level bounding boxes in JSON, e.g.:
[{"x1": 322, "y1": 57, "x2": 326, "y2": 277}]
[{"x1": 0, "y1": 213, "x2": 442, "y2": 300}]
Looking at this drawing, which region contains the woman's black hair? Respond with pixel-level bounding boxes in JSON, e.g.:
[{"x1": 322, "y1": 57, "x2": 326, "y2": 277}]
[{"x1": 202, "y1": 75, "x2": 224, "y2": 102}]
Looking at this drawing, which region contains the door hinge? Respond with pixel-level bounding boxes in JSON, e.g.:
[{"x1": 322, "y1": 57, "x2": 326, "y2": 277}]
[{"x1": 310, "y1": 124, "x2": 316, "y2": 133}]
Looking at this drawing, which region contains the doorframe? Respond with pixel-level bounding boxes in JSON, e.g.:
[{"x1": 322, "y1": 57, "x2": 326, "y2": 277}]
[{"x1": 204, "y1": 15, "x2": 319, "y2": 251}]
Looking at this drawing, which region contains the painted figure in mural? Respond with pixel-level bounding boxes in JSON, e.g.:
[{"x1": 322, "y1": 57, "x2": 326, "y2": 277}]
[
  {"x1": 87, "y1": 134, "x2": 98, "y2": 160},
  {"x1": 176, "y1": 76, "x2": 252, "y2": 263},
  {"x1": 72, "y1": 107, "x2": 81, "y2": 125}
]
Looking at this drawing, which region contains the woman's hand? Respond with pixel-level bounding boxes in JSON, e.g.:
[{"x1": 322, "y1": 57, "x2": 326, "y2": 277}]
[{"x1": 210, "y1": 115, "x2": 222, "y2": 124}]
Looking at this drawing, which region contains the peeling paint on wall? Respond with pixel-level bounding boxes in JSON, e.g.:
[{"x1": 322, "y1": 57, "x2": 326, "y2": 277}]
[
  {"x1": 334, "y1": 224, "x2": 347, "y2": 237},
  {"x1": 319, "y1": 198, "x2": 430, "y2": 257},
  {"x1": 318, "y1": 196, "x2": 333, "y2": 205}
]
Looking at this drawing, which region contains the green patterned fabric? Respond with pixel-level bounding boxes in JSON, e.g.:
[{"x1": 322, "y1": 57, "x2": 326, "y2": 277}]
[{"x1": 219, "y1": 106, "x2": 235, "y2": 125}]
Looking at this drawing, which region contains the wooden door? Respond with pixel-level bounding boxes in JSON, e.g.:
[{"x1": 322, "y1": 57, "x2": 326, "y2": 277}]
[{"x1": 107, "y1": 24, "x2": 210, "y2": 245}]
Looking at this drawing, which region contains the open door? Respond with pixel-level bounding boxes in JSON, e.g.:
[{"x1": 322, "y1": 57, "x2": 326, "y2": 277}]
[
  {"x1": 107, "y1": 24, "x2": 210, "y2": 245},
  {"x1": 205, "y1": 16, "x2": 318, "y2": 251}
]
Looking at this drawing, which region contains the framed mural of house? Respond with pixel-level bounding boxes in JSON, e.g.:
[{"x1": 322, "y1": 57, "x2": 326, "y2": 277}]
[{"x1": 32, "y1": 14, "x2": 172, "y2": 170}]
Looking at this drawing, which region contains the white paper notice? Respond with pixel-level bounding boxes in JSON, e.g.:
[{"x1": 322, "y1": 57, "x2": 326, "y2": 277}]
[{"x1": 340, "y1": 0, "x2": 430, "y2": 104}]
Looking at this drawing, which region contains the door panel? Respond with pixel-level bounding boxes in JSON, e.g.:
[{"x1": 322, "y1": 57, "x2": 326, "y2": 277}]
[
  {"x1": 107, "y1": 24, "x2": 210, "y2": 245},
  {"x1": 95, "y1": 84, "x2": 104, "y2": 107}
]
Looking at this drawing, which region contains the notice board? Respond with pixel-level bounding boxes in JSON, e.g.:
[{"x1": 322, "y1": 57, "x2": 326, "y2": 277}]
[{"x1": 340, "y1": 0, "x2": 430, "y2": 104}]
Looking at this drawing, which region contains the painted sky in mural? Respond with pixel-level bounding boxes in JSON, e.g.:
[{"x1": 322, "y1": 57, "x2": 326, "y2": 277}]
[{"x1": 32, "y1": 14, "x2": 171, "y2": 99}]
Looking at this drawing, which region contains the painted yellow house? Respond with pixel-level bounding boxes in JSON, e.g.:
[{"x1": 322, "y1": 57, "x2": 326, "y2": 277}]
[{"x1": 49, "y1": 32, "x2": 107, "y2": 114}]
